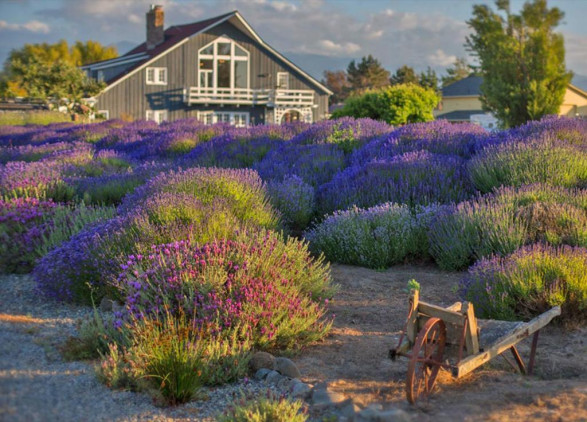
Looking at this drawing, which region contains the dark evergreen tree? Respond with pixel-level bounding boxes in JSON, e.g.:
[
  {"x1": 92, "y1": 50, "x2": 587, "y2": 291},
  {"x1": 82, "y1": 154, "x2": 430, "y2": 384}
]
[{"x1": 346, "y1": 55, "x2": 390, "y2": 94}]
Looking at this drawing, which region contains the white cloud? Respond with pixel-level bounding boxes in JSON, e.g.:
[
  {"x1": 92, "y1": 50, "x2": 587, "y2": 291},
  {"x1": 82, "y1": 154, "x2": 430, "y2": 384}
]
[
  {"x1": 427, "y1": 49, "x2": 457, "y2": 66},
  {"x1": 9, "y1": 0, "x2": 479, "y2": 73},
  {"x1": 316, "y1": 40, "x2": 361, "y2": 55},
  {"x1": 0, "y1": 20, "x2": 50, "y2": 34},
  {"x1": 128, "y1": 14, "x2": 141, "y2": 24}
]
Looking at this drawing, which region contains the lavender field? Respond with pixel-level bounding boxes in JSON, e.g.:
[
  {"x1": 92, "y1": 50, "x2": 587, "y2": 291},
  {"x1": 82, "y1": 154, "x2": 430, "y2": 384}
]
[{"x1": 1, "y1": 115, "x2": 586, "y2": 408}]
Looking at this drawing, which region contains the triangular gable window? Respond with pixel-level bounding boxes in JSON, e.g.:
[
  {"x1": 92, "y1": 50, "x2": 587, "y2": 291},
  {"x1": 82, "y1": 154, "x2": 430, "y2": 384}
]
[{"x1": 198, "y1": 36, "x2": 250, "y2": 90}]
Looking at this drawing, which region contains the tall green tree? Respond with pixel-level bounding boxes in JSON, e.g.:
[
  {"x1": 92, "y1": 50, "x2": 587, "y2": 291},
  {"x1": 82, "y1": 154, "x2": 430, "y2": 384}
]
[
  {"x1": 346, "y1": 55, "x2": 390, "y2": 94},
  {"x1": 441, "y1": 58, "x2": 472, "y2": 87},
  {"x1": 419, "y1": 67, "x2": 440, "y2": 90},
  {"x1": 466, "y1": 0, "x2": 572, "y2": 127},
  {"x1": 390, "y1": 65, "x2": 419, "y2": 85}
]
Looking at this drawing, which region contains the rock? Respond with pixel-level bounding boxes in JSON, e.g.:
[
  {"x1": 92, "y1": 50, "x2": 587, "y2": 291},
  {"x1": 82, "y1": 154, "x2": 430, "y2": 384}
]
[
  {"x1": 265, "y1": 370, "x2": 282, "y2": 385},
  {"x1": 311, "y1": 385, "x2": 347, "y2": 409},
  {"x1": 290, "y1": 380, "x2": 312, "y2": 399},
  {"x1": 277, "y1": 376, "x2": 293, "y2": 391},
  {"x1": 250, "y1": 351, "x2": 275, "y2": 372},
  {"x1": 275, "y1": 357, "x2": 301, "y2": 378},
  {"x1": 254, "y1": 368, "x2": 272, "y2": 380}
]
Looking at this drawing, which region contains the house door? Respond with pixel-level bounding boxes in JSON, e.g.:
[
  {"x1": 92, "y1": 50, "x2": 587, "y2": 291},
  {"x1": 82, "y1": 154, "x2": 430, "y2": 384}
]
[{"x1": 280, "y1": 110, "x2": 301, "y2": 123}]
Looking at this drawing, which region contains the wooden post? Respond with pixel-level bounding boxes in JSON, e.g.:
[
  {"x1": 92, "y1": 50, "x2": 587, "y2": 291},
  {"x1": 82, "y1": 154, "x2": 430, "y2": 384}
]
[
  {"x1": 462, "y1": 301, "x2": 480, "y2": 355},
  {"x1": 406, "y1": 289, "x2": 419, "y2": 343}
]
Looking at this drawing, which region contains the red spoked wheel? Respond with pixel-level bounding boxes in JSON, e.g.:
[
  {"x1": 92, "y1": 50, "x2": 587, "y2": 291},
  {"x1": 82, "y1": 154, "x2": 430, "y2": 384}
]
[{"x1": 406, "y1": 317, "x2": 447, "y2": 404}]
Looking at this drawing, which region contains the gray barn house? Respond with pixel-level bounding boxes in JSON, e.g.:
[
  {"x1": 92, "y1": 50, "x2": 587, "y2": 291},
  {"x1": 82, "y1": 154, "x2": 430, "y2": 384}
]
[{"x1": 82, "y1": 6, "x2": 332, "y2": 126}]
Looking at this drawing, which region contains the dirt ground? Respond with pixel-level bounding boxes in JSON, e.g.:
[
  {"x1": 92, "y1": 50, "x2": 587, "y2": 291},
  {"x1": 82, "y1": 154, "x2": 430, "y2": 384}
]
[{"x1": 294, "y1": 264, "x2": 587, "y2": 422}]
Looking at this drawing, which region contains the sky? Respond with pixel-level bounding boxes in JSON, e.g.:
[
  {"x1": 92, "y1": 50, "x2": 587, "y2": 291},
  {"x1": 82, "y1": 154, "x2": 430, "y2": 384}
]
[{"x1": 0, "y1": 0, "x2": 586, "y2": 78}]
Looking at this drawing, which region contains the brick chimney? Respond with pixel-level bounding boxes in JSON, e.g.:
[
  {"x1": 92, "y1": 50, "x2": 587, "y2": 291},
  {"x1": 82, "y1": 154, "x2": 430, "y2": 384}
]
[{"x1": 146, "y1": 5, "x2": 164, "y2": 50}]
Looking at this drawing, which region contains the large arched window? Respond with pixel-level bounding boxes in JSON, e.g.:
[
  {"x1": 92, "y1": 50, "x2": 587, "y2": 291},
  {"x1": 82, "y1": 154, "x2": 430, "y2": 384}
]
[{"x1": 198, "y1": 36, "x2": 249, "y2": 90}]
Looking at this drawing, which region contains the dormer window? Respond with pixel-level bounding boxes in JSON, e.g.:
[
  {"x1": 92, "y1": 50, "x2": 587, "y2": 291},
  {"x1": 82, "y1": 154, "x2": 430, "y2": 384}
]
[
  {"x1": 198, "y1": 37, "x2": 249, "y2": 90},
  {"x1": 146, "y1": 67, "x2": 167, "y2": 85}
]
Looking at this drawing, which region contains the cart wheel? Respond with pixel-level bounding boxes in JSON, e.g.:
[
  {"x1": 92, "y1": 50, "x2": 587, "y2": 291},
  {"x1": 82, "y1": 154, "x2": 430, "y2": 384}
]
[{"x1": 406, "y1": 317, "x2": 447, "y2": 404}]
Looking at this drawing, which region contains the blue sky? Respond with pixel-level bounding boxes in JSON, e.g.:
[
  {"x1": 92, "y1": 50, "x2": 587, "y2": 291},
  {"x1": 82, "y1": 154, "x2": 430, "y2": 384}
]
[{"x1": 1, "y1": 0, "x2": 586, "y2": 77}]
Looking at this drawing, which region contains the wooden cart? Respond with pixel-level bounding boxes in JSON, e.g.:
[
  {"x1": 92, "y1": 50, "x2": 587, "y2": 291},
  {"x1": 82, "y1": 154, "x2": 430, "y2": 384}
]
[{"x1": 389, "y1": 290, "x2": 561, "y2": 403}]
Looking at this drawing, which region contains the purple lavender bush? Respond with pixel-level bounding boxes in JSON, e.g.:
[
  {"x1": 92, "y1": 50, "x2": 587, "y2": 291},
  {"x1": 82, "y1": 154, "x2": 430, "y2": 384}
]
[
  {"x1": 513, "y1": 115, "x2": 587, "y2": 146},
  {"x1": 72, "y1": 162, "x2": 169, "y2": 206},
  {"x1": 186, "y1": 133, "x2": 281, "y2": 169},
  {"x1": 120, "y1": 167, "x2": 279, "y2": 230},
  {"x1": 254, "y1": 143, "x2": 346, "y2": 187},
  {"x1": 0, "y1": 198, "x2": 114, "y2": 273},
  {"x1": 429, "y1": 184, "x2": 587, "y2": 270},
  {"x1": 291, "y1": 117, "x2": 392, "y2": 154},
  {"x1": 469, "y1": 134, "x2": 587, "y2": 193},
  {"x1": 0, "y1": 160, "x2": 75, "y2": 201},
  {"x1": 351, "y1": 120, "x2": 488, "y2": 165},
  {"x1": 36, "y1": 167, "x2": 280, "y2": 303},
  {"x1": 460, "y1": 243, "x2": 587, "y2": 322},
  {"x1": 305, "y1": 202, "x2": 438, "y2": 269},
  {"x1": 267, "y1": 175, "x2": 315, "y2": 232},
  {"x1": 316, "y1": 151, "x2": 472, "y2": 215},
  {"x1": 118, "y1": 229, "x2": 334, "y2": 351}
]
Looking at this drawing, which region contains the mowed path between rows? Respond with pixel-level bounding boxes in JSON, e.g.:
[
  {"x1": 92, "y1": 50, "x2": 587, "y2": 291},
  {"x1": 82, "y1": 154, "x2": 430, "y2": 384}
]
[{"x1": 294, "y1": 264, "x2": 587, "y2": 421}]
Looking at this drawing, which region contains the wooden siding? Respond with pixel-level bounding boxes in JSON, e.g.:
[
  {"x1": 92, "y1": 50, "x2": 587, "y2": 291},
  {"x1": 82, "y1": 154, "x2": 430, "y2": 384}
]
[{"x1": 96, "y1": 19, "x2": 329, "y2": 122}]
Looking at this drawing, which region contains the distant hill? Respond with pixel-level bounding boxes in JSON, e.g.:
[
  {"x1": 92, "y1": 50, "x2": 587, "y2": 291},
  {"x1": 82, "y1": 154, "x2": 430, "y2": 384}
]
[
  {"x1": 572, "y1": 74, "x2": 587, "y2": 92},
  {"x1": 281, "y1": 52, "x2": 355, "y2": 80}
]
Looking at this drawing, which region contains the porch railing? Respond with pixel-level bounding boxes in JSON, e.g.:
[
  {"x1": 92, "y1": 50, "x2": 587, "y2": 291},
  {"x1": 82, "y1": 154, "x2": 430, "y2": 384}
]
[{"x1": 183, "y1": 87, "x2": 314, "y2": 107}]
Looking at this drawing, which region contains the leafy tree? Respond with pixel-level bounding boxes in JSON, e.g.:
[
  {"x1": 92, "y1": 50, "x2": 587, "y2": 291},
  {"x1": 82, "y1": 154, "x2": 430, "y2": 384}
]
[
  {"x1": 6, "y1": 57, "x2": 104, "y2": 108},
  {"x1": 1, "y1": 40, "x2": 116, "y2": 98},
  {"x1": 346, "y1": 55, "x2": 390, "y2": 94},
  {"x1": 331, "y1": 84, "x2": 440, "y2": 125},
  {"x1": 441, "y1": 57, "x2": 472, "y2": 87},
  {"x1": 419, "y1": 67, "x2": 440, "y2": 90},
  {"x1": 466, "y1": 0, "x2": 572, "y2": 127},
  {"x1": 390, "y1": 65, "x2": 419, "y2": 85},
  {"x1": 71, "y1": 41, "x2": 118, "y2": 66},
  {"x1": 323, "y1": 70, "x2": 350, "y2": 104}
]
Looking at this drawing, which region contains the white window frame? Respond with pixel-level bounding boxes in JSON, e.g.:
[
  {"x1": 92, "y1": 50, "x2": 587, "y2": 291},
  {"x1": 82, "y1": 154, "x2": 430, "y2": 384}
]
[
  {"x1": 146, "y1": 67, "x2": 167, "y2": 85},
  {"x1": 198, "y1": 111, "x2": 249, "y2": 127},
  {"x1": 97, "y1": 70, "x2": 105, "y2": 82},
  {"x1": 97, "y1": 110, "x2": 109, "y2": 120},
  {"x1": 277, "y1": 72, "x2": 289, "y2": 89},
  {"x1": 146, "y1": 110, "x2": 168, "y2": 124},
  {"x1": 198, "y1": 36, "x2": 250, "y2": 91}
]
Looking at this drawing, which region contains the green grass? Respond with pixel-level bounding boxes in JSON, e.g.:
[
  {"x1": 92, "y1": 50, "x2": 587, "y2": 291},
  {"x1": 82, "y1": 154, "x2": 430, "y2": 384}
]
[{"x1": 0, "y1": 111, "x2": 73, "y2": 126}]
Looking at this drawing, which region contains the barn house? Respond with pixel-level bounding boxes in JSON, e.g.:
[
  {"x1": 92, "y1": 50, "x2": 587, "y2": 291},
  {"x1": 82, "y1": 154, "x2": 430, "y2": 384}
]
[{"x1": 83, "y1": 6, "x2": 332, "y2": 125}]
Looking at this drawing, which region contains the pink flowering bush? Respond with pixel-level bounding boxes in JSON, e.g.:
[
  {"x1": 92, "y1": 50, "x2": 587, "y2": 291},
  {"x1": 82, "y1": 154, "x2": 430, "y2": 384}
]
[{"x1": 118, "y1": 229, "x2": 335, "y2": 352}]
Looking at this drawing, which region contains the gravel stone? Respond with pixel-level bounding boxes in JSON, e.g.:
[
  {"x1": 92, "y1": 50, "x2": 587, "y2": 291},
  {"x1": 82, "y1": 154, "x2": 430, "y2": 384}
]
[
  {"x1": 290, "y1": 379, "x2": 312, "y2": 399},
  {"x1": 265, "y1": 370, "x2": 283, "y2": 385},
  {"x1": 254, "y1": 368, "x2": 272, "y2": 380},
  {"x1": 0, "y1": 274, "x2": 290, "y2": 422}
]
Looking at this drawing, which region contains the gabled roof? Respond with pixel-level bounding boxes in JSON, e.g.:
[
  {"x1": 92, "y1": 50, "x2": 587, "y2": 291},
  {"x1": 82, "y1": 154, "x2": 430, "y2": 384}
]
[
  {"x1": 442, "y1": 75, "x2": 587, "y2": 100},
  {"x1": 442, "y1": 75, "x2": 483, "y2": 97},
  {"x1": 87, "y1": 11, "x2": 332, "y2": 95},
  {"x1": 436, "y1": 109, "x2": 484, "y2": 121}
]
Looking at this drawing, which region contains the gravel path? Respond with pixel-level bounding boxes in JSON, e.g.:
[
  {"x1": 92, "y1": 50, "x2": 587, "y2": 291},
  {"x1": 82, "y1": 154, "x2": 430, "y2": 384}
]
[{"x1": 0, "y1": 274, "x2": 282, "y2": 422}]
